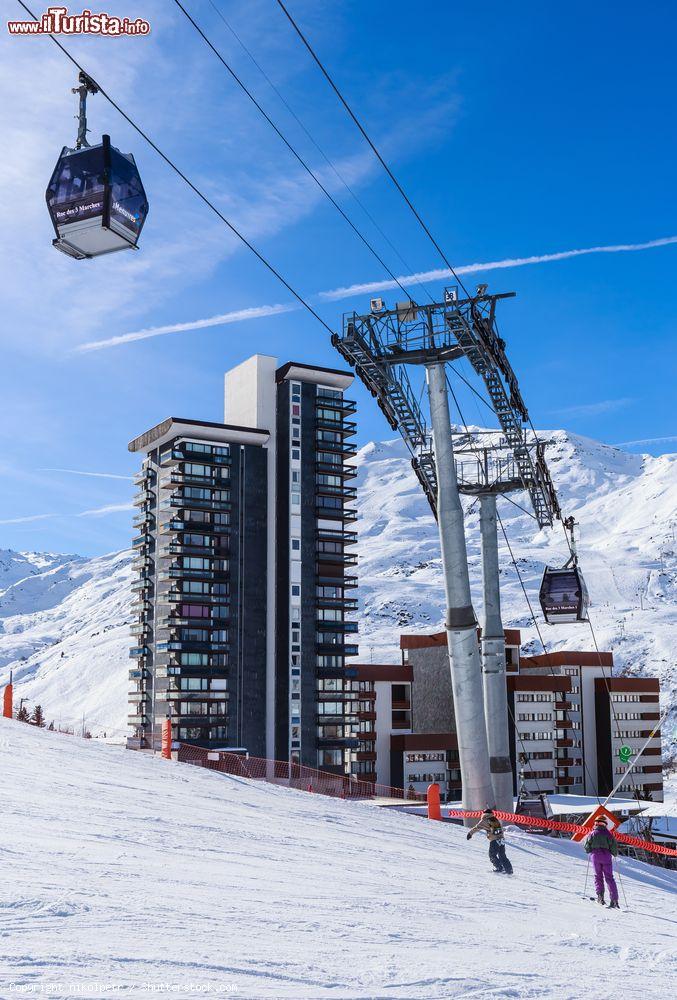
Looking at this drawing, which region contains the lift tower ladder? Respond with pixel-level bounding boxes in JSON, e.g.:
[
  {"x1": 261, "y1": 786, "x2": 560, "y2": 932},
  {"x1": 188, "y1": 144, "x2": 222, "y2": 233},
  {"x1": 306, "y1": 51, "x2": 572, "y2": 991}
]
[{"x1": 333, "y1": 289, "x2": 561, "y2": 528}]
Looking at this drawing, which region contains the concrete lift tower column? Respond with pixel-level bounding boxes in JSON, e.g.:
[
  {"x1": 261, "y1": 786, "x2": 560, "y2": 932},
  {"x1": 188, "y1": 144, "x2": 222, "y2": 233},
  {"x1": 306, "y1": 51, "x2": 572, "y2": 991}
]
[
  {"x1": 427, "y1": 363, "x2": 494, "y2": 813},
  {"x1": 478, "y1": 493, "x2": 513, "y2": 811}
]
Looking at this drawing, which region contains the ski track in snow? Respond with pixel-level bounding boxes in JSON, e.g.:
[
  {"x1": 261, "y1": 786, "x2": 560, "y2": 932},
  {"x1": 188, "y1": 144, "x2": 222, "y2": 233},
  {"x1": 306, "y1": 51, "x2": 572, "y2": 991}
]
[
  {"x1": 0, "y1": 429, "x2": 675, "y2": 754},
  {"x1": 0, "y1": 720, "x2": 675, "y2": 999}
]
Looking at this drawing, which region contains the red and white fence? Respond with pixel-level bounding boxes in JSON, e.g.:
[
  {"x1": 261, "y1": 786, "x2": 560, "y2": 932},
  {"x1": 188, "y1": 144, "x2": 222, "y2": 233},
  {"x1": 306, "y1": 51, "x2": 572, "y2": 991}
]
[
  {"x1": 448, "y1": 808, "x2": 677, "y2": 859},
  {"x1": 176, "y1": 743, "x2": 425, "y2": 802}
]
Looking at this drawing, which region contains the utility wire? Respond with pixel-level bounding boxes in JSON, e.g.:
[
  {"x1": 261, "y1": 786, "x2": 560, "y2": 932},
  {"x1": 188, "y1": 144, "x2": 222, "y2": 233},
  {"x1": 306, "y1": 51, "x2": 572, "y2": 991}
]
[
  {"x1": 206, "y1": 0, "x2": 437, "y2": 305},
  {"x1": 172, "y1": 0, "x2": 418, "y2": 305},
  {"x1": 274, "y1": 0, "x2": 473, "y2": 300},
  {"x1": 16, "y1": 1, "x2": 336, "y2": 340}
]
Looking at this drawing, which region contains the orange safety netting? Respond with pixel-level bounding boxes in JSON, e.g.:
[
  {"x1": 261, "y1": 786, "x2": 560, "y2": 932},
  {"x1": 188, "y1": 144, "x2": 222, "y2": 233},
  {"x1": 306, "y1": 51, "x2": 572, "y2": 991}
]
[
  {"x1": 176, "y1": 743, "x2": 426, "y2": 803},
  {"x1": 447, "y1": 809, "x2": 677, "y2": 858}
]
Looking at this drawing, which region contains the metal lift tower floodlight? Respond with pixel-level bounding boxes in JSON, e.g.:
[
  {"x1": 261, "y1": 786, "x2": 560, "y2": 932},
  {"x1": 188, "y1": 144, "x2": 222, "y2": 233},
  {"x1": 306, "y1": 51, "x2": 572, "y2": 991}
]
[{"x1": 332, "y1": 288, "x2": 564, "y2": 814}]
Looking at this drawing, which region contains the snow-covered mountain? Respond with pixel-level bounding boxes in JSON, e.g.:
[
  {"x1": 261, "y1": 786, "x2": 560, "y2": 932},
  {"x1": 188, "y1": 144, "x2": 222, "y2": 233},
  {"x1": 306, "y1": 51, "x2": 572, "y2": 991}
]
[{"x1": 0, "y1": 430, "x2": 675, "y2": 748}]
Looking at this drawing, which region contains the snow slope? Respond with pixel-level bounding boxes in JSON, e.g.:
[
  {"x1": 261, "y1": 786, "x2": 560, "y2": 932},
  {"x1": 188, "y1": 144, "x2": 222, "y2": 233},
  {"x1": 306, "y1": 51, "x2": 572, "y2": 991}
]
[
  {"x1": 0, "y1": 431, "x2": 675, "y2": 748},
  {"x1": 0, "y1": 550, "x2": 132, "y2": 737},
  {"x1": 1, "y1": 718, "x2": 675, "y2": 999}
]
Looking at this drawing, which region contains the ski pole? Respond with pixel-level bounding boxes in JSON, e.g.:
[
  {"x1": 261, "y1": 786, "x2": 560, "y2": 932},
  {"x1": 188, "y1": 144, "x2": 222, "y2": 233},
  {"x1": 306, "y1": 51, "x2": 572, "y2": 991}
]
[
  {"x1": 582, "y1": 855, "x2": 591, "y2": 899},
  {"x1": 615, "y1": 860, "x2": 629, "y2": 910}
]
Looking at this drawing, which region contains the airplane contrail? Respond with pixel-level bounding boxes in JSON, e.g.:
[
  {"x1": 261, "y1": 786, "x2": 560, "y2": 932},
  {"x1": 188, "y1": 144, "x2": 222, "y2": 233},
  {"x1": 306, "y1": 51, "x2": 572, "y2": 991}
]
[{"x1": 76, "y1": 235, "x2": 677, "y2": 352}]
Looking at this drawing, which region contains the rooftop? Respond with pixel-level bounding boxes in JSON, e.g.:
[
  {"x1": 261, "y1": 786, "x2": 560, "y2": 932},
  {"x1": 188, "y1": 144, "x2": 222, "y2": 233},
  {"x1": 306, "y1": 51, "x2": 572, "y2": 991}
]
[{"x1": 128, "y1": 417, "x2": 270, "y2": 454}]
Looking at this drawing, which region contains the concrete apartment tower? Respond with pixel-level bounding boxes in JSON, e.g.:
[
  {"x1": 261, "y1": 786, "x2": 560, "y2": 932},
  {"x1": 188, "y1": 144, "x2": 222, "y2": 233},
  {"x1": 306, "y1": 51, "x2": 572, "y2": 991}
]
[
  {"x1": 126, "y1": 354, "x2": 359, "y2": 777},
  {"x1": 225, "y1": 356, "x2": 359, "y2": 772}
]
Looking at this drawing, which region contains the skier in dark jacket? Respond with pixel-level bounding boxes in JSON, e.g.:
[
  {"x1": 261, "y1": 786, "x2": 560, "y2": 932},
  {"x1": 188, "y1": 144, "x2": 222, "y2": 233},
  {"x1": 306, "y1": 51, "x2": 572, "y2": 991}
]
[
  {"x1": 467, "y1": 807, "x2": 513, "y2": 874},
  {"x1": 584, "y1": 816, "x2": 619, "y2": 908}
]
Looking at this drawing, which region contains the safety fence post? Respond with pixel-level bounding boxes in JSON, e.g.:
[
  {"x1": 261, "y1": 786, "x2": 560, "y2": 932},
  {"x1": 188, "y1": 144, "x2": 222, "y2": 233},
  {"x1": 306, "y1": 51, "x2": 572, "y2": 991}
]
[
  {"x1": 2, "y1": 682, "x2": 12, "y2": 719},
  {"x1": 427, "y1": 783, "x2": 442, "y2": 821},
  {"x1": 161, "y1": 719, "x2": 172, "y2": 760}
]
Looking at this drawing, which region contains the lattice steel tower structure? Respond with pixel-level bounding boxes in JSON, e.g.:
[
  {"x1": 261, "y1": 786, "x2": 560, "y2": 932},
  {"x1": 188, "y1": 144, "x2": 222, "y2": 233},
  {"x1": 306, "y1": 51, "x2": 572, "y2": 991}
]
[{"x1": 333, "y1": 287, "x2": 562, "y2": 814}]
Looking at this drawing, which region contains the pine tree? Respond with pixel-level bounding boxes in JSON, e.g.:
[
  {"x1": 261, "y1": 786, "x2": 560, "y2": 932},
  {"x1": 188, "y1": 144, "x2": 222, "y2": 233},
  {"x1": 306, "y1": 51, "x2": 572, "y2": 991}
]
[
  {"x1": 30, "y1": 704, "x2": 46, "y2": 728},
  {"x1": 48, "y1": 721, "x2": 55, "y2": 731},
  {"x1": 16, "y1": 705, "x2": 30, "y2": 723}
]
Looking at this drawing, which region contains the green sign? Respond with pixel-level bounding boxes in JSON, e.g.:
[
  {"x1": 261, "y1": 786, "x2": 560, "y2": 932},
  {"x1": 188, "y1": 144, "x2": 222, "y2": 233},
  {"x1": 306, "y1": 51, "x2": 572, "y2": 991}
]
[{"x1": 618, "y1": 745, "x2": 633, "y2": 764}]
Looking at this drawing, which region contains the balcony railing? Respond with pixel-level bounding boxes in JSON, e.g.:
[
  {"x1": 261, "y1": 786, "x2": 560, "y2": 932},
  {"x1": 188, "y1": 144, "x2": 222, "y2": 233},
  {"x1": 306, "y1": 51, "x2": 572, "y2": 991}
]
[
  {"x1": 167, "y1": 494, "x2": 231, "y2": 511},
  {"x1": 315, "y1": 416, "x2": 357, "y2": 436},
  {"x1": 316, "y1": 551, "x2": 358, "y2": 567},
  {"x1": 133, "y1": 488, "x2": 155, "y2": 507},
  {"x1": 316, "y1": 394, "x2": 356, "y2": 413}
]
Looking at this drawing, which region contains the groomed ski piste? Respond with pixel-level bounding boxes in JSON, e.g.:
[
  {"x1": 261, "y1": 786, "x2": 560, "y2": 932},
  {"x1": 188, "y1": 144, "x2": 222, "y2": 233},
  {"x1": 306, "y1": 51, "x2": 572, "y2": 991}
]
[{"x1": 2, "y1": 720, "x2": 675, "y2": 1000}]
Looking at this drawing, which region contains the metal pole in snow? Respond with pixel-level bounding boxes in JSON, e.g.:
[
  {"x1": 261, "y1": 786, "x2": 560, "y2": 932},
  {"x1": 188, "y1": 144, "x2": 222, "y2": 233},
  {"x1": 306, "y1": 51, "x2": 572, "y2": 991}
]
[
  {"x1": 479, "y1": 493, "x2": 513, "y2": 812},
  {"x1": 426, "y1": 362, "x2": 493, "y2": 820}
]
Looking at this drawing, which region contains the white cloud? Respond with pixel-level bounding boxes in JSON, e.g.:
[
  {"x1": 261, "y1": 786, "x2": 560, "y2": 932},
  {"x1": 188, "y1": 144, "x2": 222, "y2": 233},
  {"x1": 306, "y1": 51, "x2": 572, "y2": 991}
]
[
  {"x1": 39, "y1": 468, "x2": 134, "y2": 481},
  {"x1": 0, "y1": 502, "x2": 133, "y2": 526},
  {"x1": 615, "y1": 435, "x2": 677, "y2": 448},
  {"x1": 77, "y1": 303, "x2": 299, "y2": 353},
  {"x1": 317, "y1": 236, "x2": 677, "y2": 301},
  {"x1": 553, "y1": 398, "x2": 635, "y2": 418},
  {"x1": 0, "y1": 513, "x2": 57, "y2": 526},
  {"x1": 78, "y1": 503, "x2": 134, "y2": 518}
]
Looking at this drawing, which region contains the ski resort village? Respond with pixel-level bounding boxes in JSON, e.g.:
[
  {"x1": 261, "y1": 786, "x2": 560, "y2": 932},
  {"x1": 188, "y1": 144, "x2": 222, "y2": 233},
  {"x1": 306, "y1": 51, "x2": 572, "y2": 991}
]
[{"x1": 1, "y1": 3, "x2": 676, "y2": 998}]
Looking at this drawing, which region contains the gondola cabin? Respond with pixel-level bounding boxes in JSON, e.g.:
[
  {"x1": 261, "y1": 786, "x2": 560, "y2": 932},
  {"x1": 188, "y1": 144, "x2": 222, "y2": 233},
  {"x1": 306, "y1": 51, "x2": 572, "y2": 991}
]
[
  {"x1": 539, "y1": 565, "x2": 589, "y2": 624},
  {"x1": 46, "y1": 135, "x2": 148, "y2": 259}
]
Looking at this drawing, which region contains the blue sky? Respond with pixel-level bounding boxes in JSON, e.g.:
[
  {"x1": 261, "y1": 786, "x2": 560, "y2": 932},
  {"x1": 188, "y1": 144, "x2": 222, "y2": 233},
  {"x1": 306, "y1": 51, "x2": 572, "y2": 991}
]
[{"x1": 1, "y1": 0, "x2": 675, "y2": 556}]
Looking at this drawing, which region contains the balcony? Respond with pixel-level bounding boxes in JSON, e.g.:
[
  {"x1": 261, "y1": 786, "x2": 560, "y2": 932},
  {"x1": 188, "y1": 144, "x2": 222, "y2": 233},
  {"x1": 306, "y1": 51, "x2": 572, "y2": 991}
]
[
  {"x1": 317, "y1": 528, "x2": 358, "y2": 546},
  {"x1": 158, "y1": 565, "x2": 228, "y2": 583},
  {"x1": 132, "y1": 510, "x2": 154, "y2": 528},
  {"x1": 316, "y1": 596, "x2": 359, "y2": 613},
  {"x1": 316, "y1": 460, "x2": 358, "y2": 480},
  {"x1": 160, "y1": 612, "x2": 229, "y2": 628},
  {"x1": 315, "y1": 414, "x2": 357, "y2": 436},
  {"x1": 168, "y1": 471, "x2": 230, "y2": 488},
  {"x1": 316, "y1": 393, "x2": 356, "y2": 413},
  {"x1": 162, "y1": 590, "x2": 229, "y2": 607},
  {"x1": 315, "y1": 481, "x2": 357, "y2": 500},
  {"x1": 161, "y1": 541, "x2": 229, "y2": 559},
  {"x1": 158, "y1": 638, "x2": 229, "y2": 653},
  {"x1": 129, "y1": 623, "x2": 150, "y2": 637},
  {"x1": 128, "y1": 714, "x2": 149, "y2": 726},
  {"x1": 131, "y1": 579, "x2": 151, "y2": 593},
  {"x1": 167, "y1": 494, "x2": 231, "y2": 511},
  {"x1": 316, "y1": 503, "x2": 358, "y2": 524},
  {"x1": 162, "y1": 446, "x2": 231, "y2": 466},
  {"x1": 316, "y1": 620, "x2": 359, "y2": 634},
  {"x1": 129, "y1": 646, "x2": 149, "y2": 658},
  {"x1": 133, "y1": 488, "x2": 155, "y2": 507},
  {"x1": 129, "y1": 667, "x2": 151, "y2": 681},
  {"x1": 358, "y1": 710, "x2": 376, "y2": 723},
  {"x1": 356, "y1": 751, "x2": 377, "y2": 763},
  {"x1": 316, "y1": 551, "x2": 358, "y2": 567},
  {"x1": 133, "y1": 468, "x2": 154, "y2": 487},
  {"x1": 315, "y1": 438, "x2": 358, "y2": 459},
  {"x1": 392, "y1": 699, "x2": 411, "y2": 711}
]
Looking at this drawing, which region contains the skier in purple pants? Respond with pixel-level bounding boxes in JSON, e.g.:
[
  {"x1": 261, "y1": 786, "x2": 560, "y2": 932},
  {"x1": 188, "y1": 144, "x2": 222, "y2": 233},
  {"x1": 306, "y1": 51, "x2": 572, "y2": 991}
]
[{"x1": 584, "y1": 816, "x2": 620, "y2": 908}]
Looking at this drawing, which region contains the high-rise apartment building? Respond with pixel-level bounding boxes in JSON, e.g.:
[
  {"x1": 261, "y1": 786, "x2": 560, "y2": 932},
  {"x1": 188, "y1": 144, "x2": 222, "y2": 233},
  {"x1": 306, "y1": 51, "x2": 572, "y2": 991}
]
[
  {"x1": 128, "y1": 418, "x2": 269, "y2": 755},
  {"x1": 128, "y1": 355, "x2": 359, "y2": 775}
]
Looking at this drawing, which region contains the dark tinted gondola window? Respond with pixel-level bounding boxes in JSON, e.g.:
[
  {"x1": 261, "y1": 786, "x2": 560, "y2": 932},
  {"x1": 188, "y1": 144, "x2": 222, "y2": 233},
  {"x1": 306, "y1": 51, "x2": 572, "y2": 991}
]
[
  {"x1": 46, "y1": 148, "x2": 106, "y2": 224},
  {"x1": 544, "y1": 571, "x2": 580, "y2": 602},
  {"x1": 109, "y1": 150, "x2": 148, "y2": 235}
]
